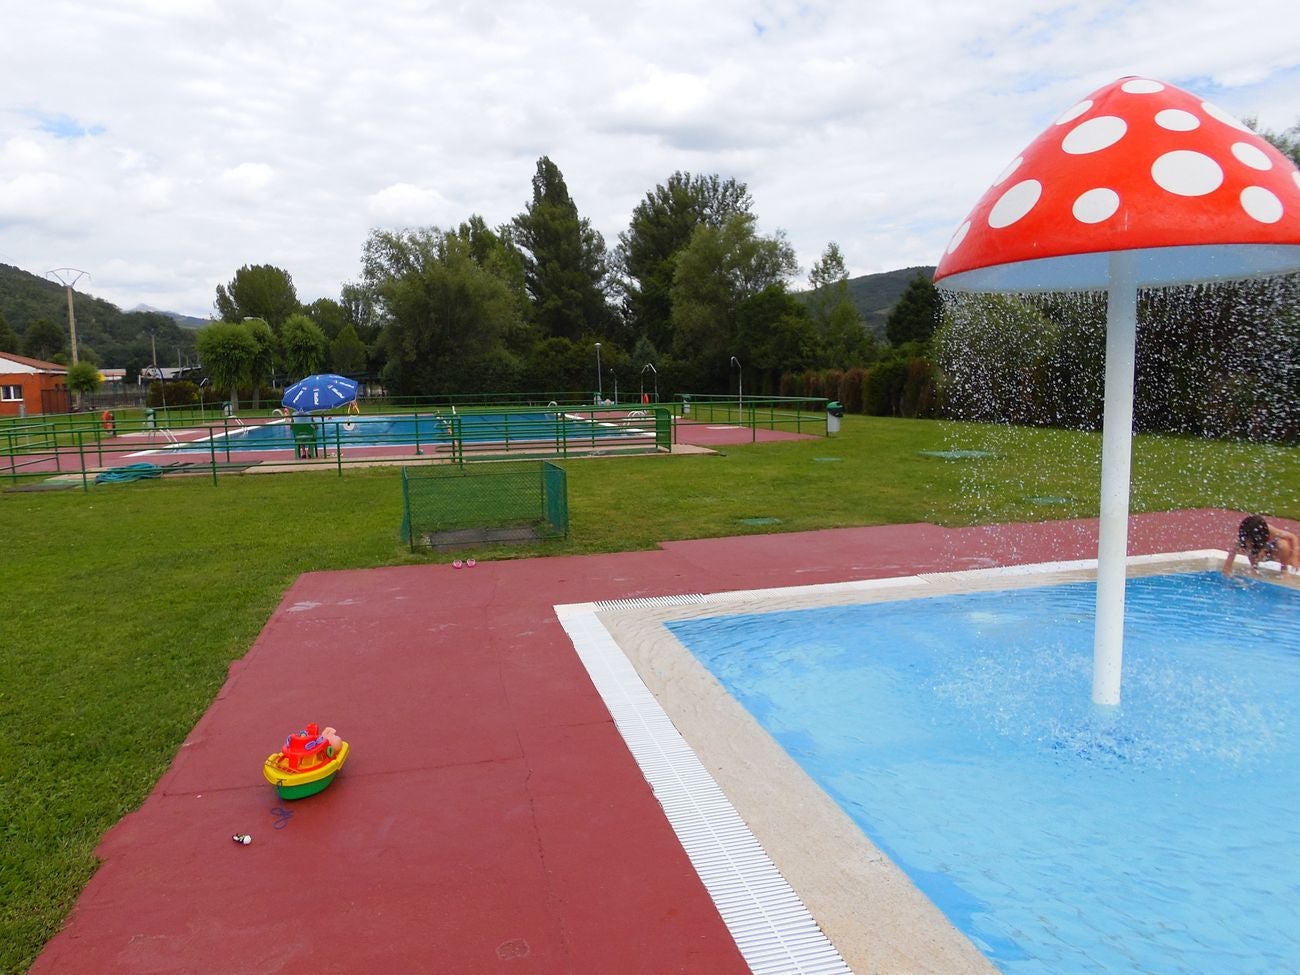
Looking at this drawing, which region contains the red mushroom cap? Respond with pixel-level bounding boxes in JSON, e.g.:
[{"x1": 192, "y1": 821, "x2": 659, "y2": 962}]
[{"x1": 934, "y1": 77, "x2": 1300, "y2": 292}]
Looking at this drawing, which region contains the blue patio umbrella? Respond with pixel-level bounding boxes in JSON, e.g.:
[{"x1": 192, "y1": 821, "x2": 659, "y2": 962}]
[{"x1": 281, "y1": 374, "x2": 359, "y2": 413}]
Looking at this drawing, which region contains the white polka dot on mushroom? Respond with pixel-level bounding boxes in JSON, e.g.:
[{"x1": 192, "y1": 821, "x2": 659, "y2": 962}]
[
  {"x1": 946, "y1": 221, "x2": 970, "y2": 254},
  {"x1": 1071, "y1": 188, "x2": 1123, "y2": 224},
  {"x1": 1201, "y1": 101, "x2": 1252, "y2": 132},
  {"x1": 1241, "y1": 186, "x2": 1283, "y2": 224},
  {"x1": 1055, "y1": 100, "x2": 1092, "y2": 126},
  {"x1": 1120, "y1": 78, "x2": 1164, "y2": 94},
  {"x1": 1230, "y1": 142, "x2": 1272, "y2": 171},
  {"x1": 988, "y1": 180, "x2": 1042, "y2": 229},
  {"x1": 1151, "y1": 150, "x2": 1224, "y2": 197},
  {"x1": 1294, "y1": 172, "x2": 1300, "y2": 192},
  {"x1": 1155, "y1": 109, "x2": 1199, "y2": 132},
  {"x1": 1072, "y1": 188, "x2": 1120, "y2": 224},
  {"x1": 992, "y1": 156, "x2": 1023, "y2": 187},
  {"x1": 1062, "y1": 116, "x2": 1127, "y2": 155}
]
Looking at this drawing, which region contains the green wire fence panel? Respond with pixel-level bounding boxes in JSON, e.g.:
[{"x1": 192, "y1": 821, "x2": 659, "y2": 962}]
[{"x1": 401, "y1": 460, "x2": 569, "y2": 551}]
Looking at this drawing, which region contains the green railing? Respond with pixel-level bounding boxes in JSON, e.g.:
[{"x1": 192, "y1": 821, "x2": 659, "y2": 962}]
[
  {"x1": 675, "y1": 394, "x2": 830, "y2": 440},
  {"x1": 1, "y1": 405, "x2": 671, "y2": 491}
]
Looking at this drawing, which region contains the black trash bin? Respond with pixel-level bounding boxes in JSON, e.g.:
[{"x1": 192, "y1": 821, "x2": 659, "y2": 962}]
[{"x1": 826, "y1": 400, "x2": 844, "y2": 434}]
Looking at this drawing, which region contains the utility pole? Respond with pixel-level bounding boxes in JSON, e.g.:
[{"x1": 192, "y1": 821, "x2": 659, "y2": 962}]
[{"x1": 46, "y1": 268, "x2": 89, "y2": 366}]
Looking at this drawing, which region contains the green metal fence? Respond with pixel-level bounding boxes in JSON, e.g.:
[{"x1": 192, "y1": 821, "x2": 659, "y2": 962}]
[
  {"x1": 675, "y1": 394, "x2": 829, "y2": 440},
  {"x1": 400, "y1": 460, "x2": 569, "y2": 551},
  {"x1": 1, "y1": 405, "x2": 671, "y2": 490}
]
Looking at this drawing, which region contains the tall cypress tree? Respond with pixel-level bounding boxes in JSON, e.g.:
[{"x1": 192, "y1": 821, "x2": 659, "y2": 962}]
[
  {"x1": 885, "y1": 272, "x2": 941, "y2": 347},
  {"x1": 509, "y1": 157, "x2": 612, "y2": 341}
]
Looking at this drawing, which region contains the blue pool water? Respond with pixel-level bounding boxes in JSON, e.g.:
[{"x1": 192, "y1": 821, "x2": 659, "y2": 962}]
[
  {"x1": 161, "y1": 411, "x2": 644, "y2": 453},
  {"x1": 667, "y1": 572, "x2": 1300, "y2": 974}
]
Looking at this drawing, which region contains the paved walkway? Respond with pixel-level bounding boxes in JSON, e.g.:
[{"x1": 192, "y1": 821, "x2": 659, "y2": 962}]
[{"x1": 32, "y1": 510, "x2": 1246, "y2": 974}]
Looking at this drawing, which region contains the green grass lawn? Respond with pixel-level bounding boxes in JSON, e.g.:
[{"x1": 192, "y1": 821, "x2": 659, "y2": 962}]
[{"x1": 2, "y1": 414, "x2": 1297, "y2": 973}]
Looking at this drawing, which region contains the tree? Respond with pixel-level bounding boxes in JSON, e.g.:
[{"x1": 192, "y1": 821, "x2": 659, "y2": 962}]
[
  {"x1": 242, "y1": 317, "x2": 276, "y2": 408},
  {"x1": 196, "y1": 322, "x2": 258, "y2": 412},
  {"x1": 280, "y1": 313, "x2": 328, "y2": 380},
  {"x1": 617, "y1": 172, "x2": 752, "y2": 354},
  {"x1": 1246, "y1": 116, "x2": 1300, "y2": 167},
  {"x1": 214, "y1": 264, "x2": 300, "y2": 328},
  {"x1": 329, "y1": 324, "x2": 367, "y2": 376},
  {"x1": 885, "y1": 272, "x2": 941, "y2": 347},
  {"x1": 807, "y1": 242, "x2": 873, "y2": 366},
  {"x1": 340, "y1": 283, "x2": 377, "y2": 338},
  {"x1": 66, "y1": 361, "x2": 102, "y2": 410},
  {"x1": 670, "y1": 213, "x2": 798, "y2": 384},
  {"x1": 0, "y1": 311, "x2": 17, "y2": 353},
  {"x1": 23, "y1": 318, "x2": 64, "y2": 361},
  {"x1": 303, "y1": 297, "x2": 351, "y2": 341},
  {"x1": 363, "y1": 225, "x2": 528, "y2": 396},
  {"x1": 509, "y1": 157, "x2": 613, "y2": 341},
  {"x1": 735, "y1": 285, "x2": 817, "y2": 392}
]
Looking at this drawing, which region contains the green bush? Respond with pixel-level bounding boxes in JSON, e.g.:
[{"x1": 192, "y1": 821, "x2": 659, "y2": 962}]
[
  {"x1": 901, "y1": 359, "x2": 938, "y2": 418},
  {"x1": 147, "y1": 380, "x2": 199, "y2": 407},
  {"x1": 838, "y1": 368, "x2": 867, "y2": 414}
]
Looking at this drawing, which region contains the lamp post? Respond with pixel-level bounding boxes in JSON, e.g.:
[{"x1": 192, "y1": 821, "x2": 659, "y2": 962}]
[
  {"x1": 641, "y1": 363, "x2": 658, "y2": 403},
  {"x1": 730, "y1": 356, "x2": 742, "y2": 416},
  {"x1": 594, "y1": 342, "x2": 602, "y2": 404}
]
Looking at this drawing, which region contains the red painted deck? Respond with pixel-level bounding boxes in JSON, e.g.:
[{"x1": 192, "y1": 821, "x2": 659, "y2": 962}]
[{"x1": 32, "y1": 510, "x2": 1246, "y2": 973}]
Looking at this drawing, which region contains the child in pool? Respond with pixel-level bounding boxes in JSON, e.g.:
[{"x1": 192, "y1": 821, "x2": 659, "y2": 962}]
[{"x1": 1223, "y1": 515, "x2": 1299, "y2": 576}]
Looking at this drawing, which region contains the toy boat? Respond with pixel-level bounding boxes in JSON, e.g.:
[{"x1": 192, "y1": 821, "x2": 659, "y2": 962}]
[{"x1": 263, "y1": 723, "x2": 349, "y2": 800}]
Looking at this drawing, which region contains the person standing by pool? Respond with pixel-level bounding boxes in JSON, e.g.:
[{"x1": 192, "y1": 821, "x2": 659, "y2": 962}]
[{"x1": 1223, "y1": 514, "x2": 1300, "y2": 576}]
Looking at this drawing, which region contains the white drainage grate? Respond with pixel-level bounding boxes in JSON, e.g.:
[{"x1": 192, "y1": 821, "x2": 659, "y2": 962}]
[
  {"x1": 558, "y1": 609, "x2": 852, "y2": 975},
  {"x1": 592, "y1": 593, "x2": 711, "y2": 611}
]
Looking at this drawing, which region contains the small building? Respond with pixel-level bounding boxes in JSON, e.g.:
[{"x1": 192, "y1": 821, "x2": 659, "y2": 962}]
[
  {"x1": 0, "y1": 352, "x2": 70, "y2": 417},
  {"x1": 99, "y1": 368, "x2": 126, "y2": 393}
]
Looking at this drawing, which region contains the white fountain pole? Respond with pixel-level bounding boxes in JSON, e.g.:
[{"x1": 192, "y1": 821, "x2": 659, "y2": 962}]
[{"x1": 1092, "y1": 250, "x2": 1139, "y2": 707}]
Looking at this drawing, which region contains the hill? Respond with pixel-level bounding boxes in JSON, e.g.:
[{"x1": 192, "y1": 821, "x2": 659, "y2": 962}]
[
  {"x1": 846, "y1": 265, "x2": 935, "y2": 336},
  {"x1": 0, "y1": 263, "x2": 198, "y2": 374},
  {"x1": 795, "y1": 264, "x2": 935, "y2": 337},
  {"x1": 130, "y1": 304, "x2": 209, "y2": 329},
  {"x1": 1, "y1": 260, "x2": 936, "y2": 374}
]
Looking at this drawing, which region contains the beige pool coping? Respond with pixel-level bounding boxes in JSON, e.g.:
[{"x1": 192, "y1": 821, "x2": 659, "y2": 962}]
[{"x1": 561, "y1": 549, "x2": 1291, "y2": 974}]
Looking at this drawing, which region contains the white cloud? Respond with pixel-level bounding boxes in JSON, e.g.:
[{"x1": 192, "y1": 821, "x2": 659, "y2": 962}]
[
  {"x1": 0, "y1": 0, "x2": 1296, "y2": 314},
  {"x1": 366, "y1": 182, "x2": 456, "y2": 225},
  {"x1": 216, "y1": 163, "x2": 275, "y2": 202},
  {"x1": 0, "y1": 171, "x2": 67, "y2": 224}
]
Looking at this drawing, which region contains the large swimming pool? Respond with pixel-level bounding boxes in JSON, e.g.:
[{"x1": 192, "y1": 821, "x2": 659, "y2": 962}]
[
  {"x1": 158, "y1": 411, "x2": 650, "y2": 453},
  {"x1": 667, "y1": 572, "x2": 1300, "y2": 974}
]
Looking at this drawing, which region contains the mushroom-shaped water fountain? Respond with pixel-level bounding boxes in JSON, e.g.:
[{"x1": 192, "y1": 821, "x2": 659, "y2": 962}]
[{"x1": 934, "y1": 76, "x2": 1300, "y2": 706}]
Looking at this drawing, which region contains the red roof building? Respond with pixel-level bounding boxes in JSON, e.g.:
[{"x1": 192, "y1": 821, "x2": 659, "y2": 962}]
[{"x1": 0, "y1": 352, "x2": 69, "y2": 417}]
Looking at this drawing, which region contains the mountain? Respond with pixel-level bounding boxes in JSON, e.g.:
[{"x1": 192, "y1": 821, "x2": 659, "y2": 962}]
[
  {"x1": 796, "y1": 264, "x2": 935, "y2": 337},
  {"x1": 130, "y1": 304, "x2": 209, "y2": 329},
  {"x1": 0, "y1": 263, "x2": 198, "y2": 372},
  {"x1": 846, "y1": 265, "x2": 935, "y2": 336}
]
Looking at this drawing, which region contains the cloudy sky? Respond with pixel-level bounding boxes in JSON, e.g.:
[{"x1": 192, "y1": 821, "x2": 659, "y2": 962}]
[{"x1": 1, "y1": 0, "x2": 1297, "y2": 318}]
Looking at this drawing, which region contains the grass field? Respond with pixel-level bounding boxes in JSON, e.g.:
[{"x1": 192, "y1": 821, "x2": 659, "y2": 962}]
[{"x1": 2, "y1": 414, "x2": 1298, "y2": 973}]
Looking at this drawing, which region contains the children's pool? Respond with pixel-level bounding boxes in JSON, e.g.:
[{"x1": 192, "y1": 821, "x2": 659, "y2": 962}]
[
  {"x1": 158, "y1": 411, "x2": 650, "y2": 453},
  {"x1": 667, "y1": 572, "x2": 1300, "y2": 974}
]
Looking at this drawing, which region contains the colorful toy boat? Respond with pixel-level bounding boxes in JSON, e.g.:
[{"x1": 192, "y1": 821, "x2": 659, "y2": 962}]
[{"x1": 263, "y1": 723, "x2": 349, "y2": 800}]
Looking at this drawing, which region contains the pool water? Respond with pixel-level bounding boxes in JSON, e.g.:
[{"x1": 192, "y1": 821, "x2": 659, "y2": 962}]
[
  {"x1": 667, "y1": 572, "x2": 1300, "y2": 975},
  {"x1": 163, "y1": 411, "x2": 645, "y2": 453}
]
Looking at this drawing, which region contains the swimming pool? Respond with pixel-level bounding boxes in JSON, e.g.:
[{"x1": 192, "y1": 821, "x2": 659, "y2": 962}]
[
  {"x1": 666, "y1": 571, "x2": 1300, "y2": 975},
  {"x1": 158, "y1": 411, "x2": 651, "y2": 453}
]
